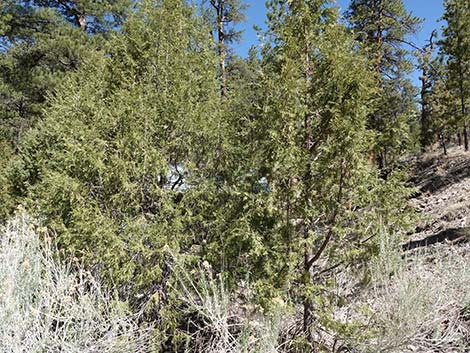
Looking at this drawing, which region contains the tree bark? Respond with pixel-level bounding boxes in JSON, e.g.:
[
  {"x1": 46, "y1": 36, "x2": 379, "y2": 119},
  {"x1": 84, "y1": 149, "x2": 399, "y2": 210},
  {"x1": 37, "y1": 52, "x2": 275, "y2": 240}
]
[
  {"x1": 458, "y1": 58, "x2": 468, "y2": 150},
  {"x1": 75, "y1": 13, "x2": 86, "y2": 31},
  {"x1": 420, "y1": 66, "x2": 429, "y2": 151},
  {"x1": 440, "y1": 133, "x2": 447, "y2": 155},
  {"x1": 215, "y1": 1, "x2": 228, "y2": 98},
  {"x1": 302, "y1": 79, "x2": 314, "y2": 346},
  {"x1": 463, "y1": 121, "x2": 469, "y2": 151}
]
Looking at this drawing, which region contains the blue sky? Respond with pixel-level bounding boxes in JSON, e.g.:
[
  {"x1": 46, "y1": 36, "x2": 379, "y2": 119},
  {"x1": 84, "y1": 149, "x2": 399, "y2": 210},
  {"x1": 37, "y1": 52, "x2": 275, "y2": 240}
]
[
  {"x1": 234, "y1": 0, "x2": 445, "y2": 55},
  {"x1": 233, "y1": 1, "x2": 445, "y2": 84}
]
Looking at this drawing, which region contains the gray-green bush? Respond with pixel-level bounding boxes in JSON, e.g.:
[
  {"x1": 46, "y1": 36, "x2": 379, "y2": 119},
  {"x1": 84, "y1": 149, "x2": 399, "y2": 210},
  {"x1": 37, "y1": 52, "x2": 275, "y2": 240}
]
[{"x1": 0, "y1": 212, "x2": 154, "y2": 353}]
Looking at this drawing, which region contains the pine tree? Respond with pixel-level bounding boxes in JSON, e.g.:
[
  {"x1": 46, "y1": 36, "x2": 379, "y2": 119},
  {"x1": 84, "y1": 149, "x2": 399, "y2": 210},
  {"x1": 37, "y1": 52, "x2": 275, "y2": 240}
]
[
  {"x1": 30, "y1": 0, "x2": 130, "y2": 32},
  {"x1": 346, "y1": 0, "x2": 421, "y2": 171},
  {"x1": 205, "y1": 0, "x2": 247, "y2": 97},
  {"x1": 418, "y1": 31, "x2": 438, "y2": 150},
  {"x1": 0, "y1": 0, "x2": 130, "y2": 155},
  {"x1": 440, "y1": 0, "x2": 470, "y2": 151},
  {"x1": 430, "y1": 61, "x2": 456, "y2": 154},
  {"x1": 0, "y1": 17, "x2": 89, "y2": 149}
]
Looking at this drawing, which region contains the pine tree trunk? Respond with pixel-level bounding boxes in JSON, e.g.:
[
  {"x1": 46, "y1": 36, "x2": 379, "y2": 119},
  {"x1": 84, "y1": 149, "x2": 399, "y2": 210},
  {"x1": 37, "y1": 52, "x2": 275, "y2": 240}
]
[
  {"x1": 458, "y1": 132, "x2": 462, "y2": 146},
  {"x1": 458, "y1": 61, "x2": 467, "y2": 150},
  {"x1": 463, "y1": 122, "x2": 469, "y2": 151},
  {"x1": 375, "y1": 5, "x2": 386, "y2": 171},
  {"x1": 420, "y1": 65, "x2": 431, "y2": 150},
  {"x1": 216, "y1": 3, "x2": 227, "y2": 98}
]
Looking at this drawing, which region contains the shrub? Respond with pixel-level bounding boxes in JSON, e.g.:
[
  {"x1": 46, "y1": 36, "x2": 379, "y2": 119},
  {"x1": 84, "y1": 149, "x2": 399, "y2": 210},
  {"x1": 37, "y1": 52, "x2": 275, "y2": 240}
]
[
  {"x1": 0, "y1": 212, "x2": 154, "y2": 353},
  {"x1": 352, "y1": 244, "x2": 470, "y2": 352},
  {"x1": 173, "y1": 260, "x2": 284, "y2": 353}
]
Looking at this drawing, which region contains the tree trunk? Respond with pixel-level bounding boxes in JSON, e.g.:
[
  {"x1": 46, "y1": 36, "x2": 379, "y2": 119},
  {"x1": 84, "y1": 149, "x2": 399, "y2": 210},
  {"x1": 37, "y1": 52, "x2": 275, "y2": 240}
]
[
  {"x1": 464, "y1": 121, "x2": 469, "y2": 151},
  {"x1": 420, "y1": 66, "x2": 429, "y2": 151},
  {"x1": 215, "y1": 2, "x2": 227, "y2": 98},
  {"x1": 76, "y1": 13, "x2": 86, "y2": 31},
  {"x1": 440, "y1": 133, "x2": 447, "y2": 155},
  {"x1": 458, "y1": 60, "x2": 468, "y2": 150},
  {"x1": 374, "y1": 3, "x2": 386, "y2": 171},
  {"x1": 378, "y1": 150, "x2": 386, "y2": 171},
  {"x1": 303, "y1": 113, "x2": 314, "y2": 342},
  {"x1": 302, "y1": 290, "x2": 313, "y2": 343}
]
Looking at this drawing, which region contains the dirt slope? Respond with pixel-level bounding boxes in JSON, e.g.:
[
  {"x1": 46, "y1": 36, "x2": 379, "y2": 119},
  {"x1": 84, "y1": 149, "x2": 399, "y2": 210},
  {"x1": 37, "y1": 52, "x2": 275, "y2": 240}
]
[{"x1": 406, "y1": 146, "x2": 470, "y2": 249}]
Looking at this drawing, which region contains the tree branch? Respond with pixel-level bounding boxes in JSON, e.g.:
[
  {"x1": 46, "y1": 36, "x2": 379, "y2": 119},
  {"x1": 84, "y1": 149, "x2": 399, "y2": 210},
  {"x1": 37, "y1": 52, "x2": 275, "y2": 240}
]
[{"x1": 305, "y1": 159, "x2": 347, "y2": 270}]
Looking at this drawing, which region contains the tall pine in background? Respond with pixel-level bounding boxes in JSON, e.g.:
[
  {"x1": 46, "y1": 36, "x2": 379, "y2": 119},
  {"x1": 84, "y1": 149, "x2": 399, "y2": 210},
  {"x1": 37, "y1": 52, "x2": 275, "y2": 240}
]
[
  {"x1": 0, "y1": 0, "x2": 130, "y2": 154},
  {"x1": 0, "y1": 0, "x2": 132, "y2": 220},
  {"x1": 347, "y1": 0, "x2": 421, "y2": 171},
  {"x1": 417, "y1": 31, "x2": 437, "y2": 150},
  {"x1": 440, "y1": 0, "x2": 470, "y2": 151},
  {"x1": 205, "y1": 0, "x2": 247, "y2": 97},
  {"x1": 31, "y1": 0, "x2": 130, "y2": 32}
]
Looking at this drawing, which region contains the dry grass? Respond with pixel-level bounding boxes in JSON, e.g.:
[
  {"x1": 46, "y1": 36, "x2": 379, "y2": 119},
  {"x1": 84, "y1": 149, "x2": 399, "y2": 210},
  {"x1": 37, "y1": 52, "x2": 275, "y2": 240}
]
[{"x1": 170, "y1": 230, "x2": 470, "y2": 353}]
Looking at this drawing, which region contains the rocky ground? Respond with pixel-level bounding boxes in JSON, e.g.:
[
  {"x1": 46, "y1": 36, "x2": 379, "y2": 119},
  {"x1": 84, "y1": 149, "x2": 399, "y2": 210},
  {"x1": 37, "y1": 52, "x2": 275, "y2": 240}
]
[
  {"x1": 398, "y1": 145, "x2": 470, "y2": 352},
  {"x1": 405, "y1": 146, "x2": 470, "y2": 250}
]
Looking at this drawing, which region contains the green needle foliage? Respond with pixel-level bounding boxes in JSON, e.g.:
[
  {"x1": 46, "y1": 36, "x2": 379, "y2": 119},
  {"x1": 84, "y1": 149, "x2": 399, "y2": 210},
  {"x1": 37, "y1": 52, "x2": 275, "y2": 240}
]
[
  {"x1": 204, "y1": 0, "x2": 247, "y2": 97},
  {"x1": 0, "y1": 0, "x2": 131, "y2": 162},
  {"x1": 31, "y1": 0, "x2": 131, "y2": 32},
  {"x1": 0, "y1": 0, "x2": 442, "y2": 351},
  {"x1": 254, "y1": 1, "x2": 413, "y2": 346}
]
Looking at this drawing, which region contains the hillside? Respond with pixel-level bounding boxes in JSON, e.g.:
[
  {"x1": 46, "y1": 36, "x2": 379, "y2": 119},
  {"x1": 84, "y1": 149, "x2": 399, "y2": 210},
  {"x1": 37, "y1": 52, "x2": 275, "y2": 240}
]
[
  {"x1": 384, "y1": 146, "x2": 470, "y2": 352},
  {"x1": 407, "y1": 146, "x2": 470, "y2": 249}
]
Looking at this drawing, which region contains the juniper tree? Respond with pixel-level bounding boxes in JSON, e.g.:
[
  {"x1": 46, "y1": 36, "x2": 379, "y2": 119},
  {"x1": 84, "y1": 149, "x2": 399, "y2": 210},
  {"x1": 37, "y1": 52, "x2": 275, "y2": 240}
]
[
  {"x1": 1, "y1": 1, "x2": 418, "y2": 350},
  {"x1": 440, "y1": 0, "x2": 470, "y2": 151},
  {"x1": 243, "y1": 0, "x2": 414, "y2": 347},
  {"x1": 346, "y1": 0, "x2": 421, "y2": 171},
  {"x1": 6, "y1": 0, "x2": 221, "y2": 318}
]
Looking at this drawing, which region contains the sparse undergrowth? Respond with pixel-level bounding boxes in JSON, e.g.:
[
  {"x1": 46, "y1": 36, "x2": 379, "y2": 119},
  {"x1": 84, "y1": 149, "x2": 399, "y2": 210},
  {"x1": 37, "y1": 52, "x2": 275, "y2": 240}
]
[
  {"x1": 172, "y1": 237, "x2": 470, "y2": 353},
  {"x1": 172, "y1": 259, "x2": 285, "y2": 353}
]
